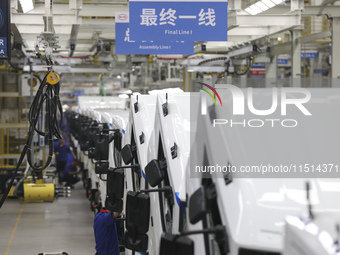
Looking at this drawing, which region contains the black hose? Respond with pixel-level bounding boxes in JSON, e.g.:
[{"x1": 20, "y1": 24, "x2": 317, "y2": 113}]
[{"x1": 33, "y1": 74, "x2": 42, "y2": 83}]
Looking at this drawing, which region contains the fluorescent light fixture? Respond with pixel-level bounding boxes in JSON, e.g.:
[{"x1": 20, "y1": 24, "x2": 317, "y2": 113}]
[
  {"x1": 271, "y1": 0, "x2": 284, "y2": 4},
  {"x1": 250, "y1": 4, "x2": 262, "y2": 14},
  {"x1": 261, "y1": 0, "x2": 275, "y2": 8},
  {"x1": 255, "y1": 2, "x2": 269, "y2": 11},
  {"x1": 19, "y1": 0, "x2": 34, "y2": 13},
  {"x1": 245, "y1": 7, "x2": 258, "y2": 15},
  {"x1": 246, "y1": 5, "x2": 262, "y2": 15},
  {"x1": 245, "y1": 0, "x2": 283, "y2": 15}
]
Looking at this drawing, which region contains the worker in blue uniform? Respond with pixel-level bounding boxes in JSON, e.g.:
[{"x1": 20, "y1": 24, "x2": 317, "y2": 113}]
[
  {"x1": 94, "y1": 208, "x2": 121, "y2": 255},
  {"x1": 61, "y1": 155, "x2": 80, "y2": 189},
  {"x1": 54, "y1": 138, "x2": 76, "y2": 184}
]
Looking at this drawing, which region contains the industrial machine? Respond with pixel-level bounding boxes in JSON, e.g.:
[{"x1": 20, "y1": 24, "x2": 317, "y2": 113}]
[
  {"x1": 1, "y1": 163, "x2": 71, "y2": 203},
  {"x1": 23, "y1": 183, "x2": 62, "y2": 203},
  {"x1": 0, "y1": 69, "x2": 71, "y2": 207}
]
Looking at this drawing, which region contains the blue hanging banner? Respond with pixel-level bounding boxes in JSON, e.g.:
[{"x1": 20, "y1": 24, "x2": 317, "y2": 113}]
[
  {"x1": 252, "y1": 63, "x2": 265, "y2": 68},
  {"x1": 129, "y1": 0, "x2": 228, "y2": 42},
  {"x1": 301, "y1": 50, "x2": 318, "y2": 59},
  {"x1": 0, "y1": 0, "x2": 10, "y2": 59},
  {"x1": 115, "y1": 12, "x2": 194, "y2": 55},
  {"x1": 277, "y1": 57, "x2": 288, "y2": 65},
  {"x1": 314, "y1": 69, "x2": 328, "y2": 75}
]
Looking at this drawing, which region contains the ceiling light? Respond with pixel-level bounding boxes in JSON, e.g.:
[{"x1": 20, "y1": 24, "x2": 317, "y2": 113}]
[
  {"x1": 249, "y1": 4, "x2": 262, "y2": 14},
  {"x1": 245, "y1": 7, "x2": 258, "y2": 15},
  {"x1": 255, "y1": 2, "x2": 269, "y2": 11},
  {"x1": 245, "y1": 5, "x2": 262, "y2": 15},
  {"x1": 19, "y1": 0, "x2": 34, "y2": 13},
  {"x1": 245, "y1": 0, "x2": 282, "y2": 15},
  {"x1": 261, "y1": 0, "x2": 276, "y2": 8},
  {"x1": 271, "y1": 0, "x2": 284, "y2": 4}
]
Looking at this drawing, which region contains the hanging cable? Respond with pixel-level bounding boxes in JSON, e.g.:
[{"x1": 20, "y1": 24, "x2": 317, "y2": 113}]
[
  {"x1": 198, "y1": 57, "x2": 228, "y2": 66},
  {"x1": 7, "y1": 60, "x2": 23, "y2": 71},
  {"x1": 0, "y1": 71, "x2": 63, "y2": 210},
  {"x1": 234, "y1": 57, "x2": 252, "y2": 76}
]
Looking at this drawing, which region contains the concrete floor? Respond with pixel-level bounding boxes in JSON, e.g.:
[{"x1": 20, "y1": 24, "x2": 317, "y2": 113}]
[{"x1": 0, "y1": 183, "x2": 96, "y2": 255}]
